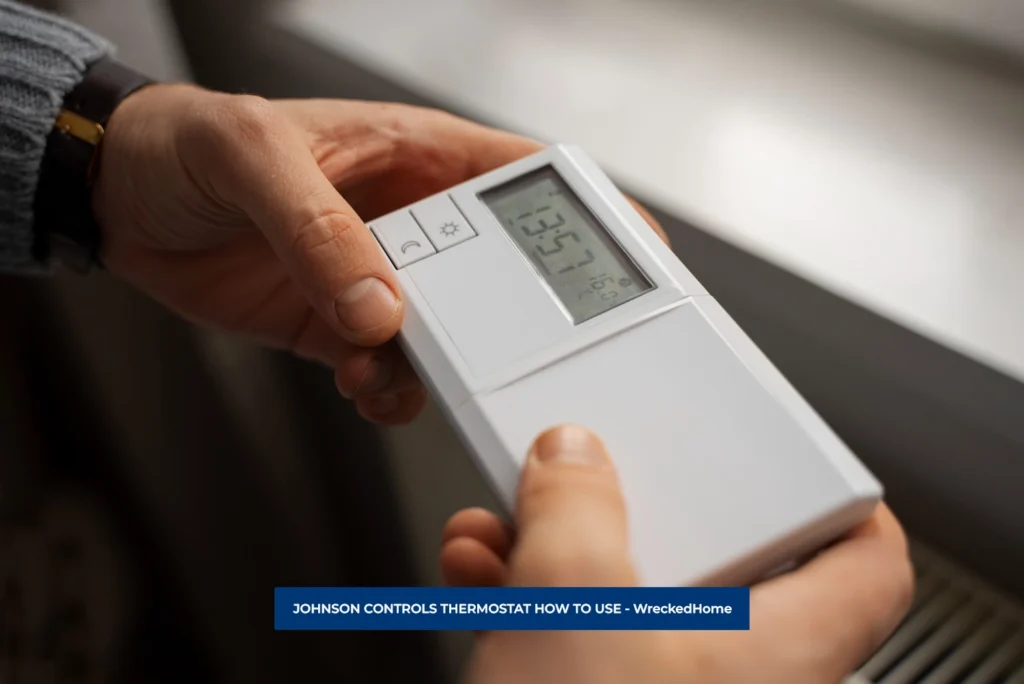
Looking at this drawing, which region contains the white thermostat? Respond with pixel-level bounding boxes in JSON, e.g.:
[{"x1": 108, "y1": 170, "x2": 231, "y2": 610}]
[{"x1": 369, "y1": 145, "x2": 882, "y2": 587}]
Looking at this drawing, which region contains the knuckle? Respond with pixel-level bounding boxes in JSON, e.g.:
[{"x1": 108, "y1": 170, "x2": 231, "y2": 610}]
[
  {"x1": 381, "y1": 104, "x2": 459, "y2": 154},
  {"x1": 518, "y1": 465, "x2": 623, "y2": 516},
  {"x1": 224, "y1": 95, "x2": 278, "y2": 135},
  {"x1": 514, "y1": 541, "x2": 621, "y2": 587},
  {"x1": 186, "y1": 94, "x2": 279, "y2": 152},
  {"x1": 392, "y1": 105, "x2": 464, "y2": 145},
  {"x1": 290, "y1": 211, "x2": 359, "y2": 259},
  {"x1": 516, "y1": 469, "x2": 571, "y2": 518}
]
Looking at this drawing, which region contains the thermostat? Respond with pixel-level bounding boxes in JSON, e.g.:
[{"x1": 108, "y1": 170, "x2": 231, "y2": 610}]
[{"x1": 368, "y1": 145, "x2": 882, "y2": 587}]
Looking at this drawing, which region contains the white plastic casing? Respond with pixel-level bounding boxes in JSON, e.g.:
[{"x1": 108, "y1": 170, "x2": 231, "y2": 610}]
[{"x1": 369, "y1": 145, "x2": 882, "y2": 587}]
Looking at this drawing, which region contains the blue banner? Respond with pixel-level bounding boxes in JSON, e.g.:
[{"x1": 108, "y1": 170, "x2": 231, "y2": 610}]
[{"x1": 274, "y1": 587, "x2": 749, "y2": 631}]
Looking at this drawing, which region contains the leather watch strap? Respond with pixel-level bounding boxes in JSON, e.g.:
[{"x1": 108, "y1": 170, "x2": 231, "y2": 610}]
[{"x1": 32, "y1": 58, "x2": 153, "y2": 271}]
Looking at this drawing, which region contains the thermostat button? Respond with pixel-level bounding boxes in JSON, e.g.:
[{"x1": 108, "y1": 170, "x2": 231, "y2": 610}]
[
  {"x1": 370, "y1": 211, "x2": 436, "y2": 268},
  {"x1": 411, "y1": 195, "x2": 476, "y2": 251}
]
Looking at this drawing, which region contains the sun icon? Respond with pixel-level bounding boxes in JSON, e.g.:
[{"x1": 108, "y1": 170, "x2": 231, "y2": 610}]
[{"x1": 439, "y1": 221, "x2": 459, "y2": 237}]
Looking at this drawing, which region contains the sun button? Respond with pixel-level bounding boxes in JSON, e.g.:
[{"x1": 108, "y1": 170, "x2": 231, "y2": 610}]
[{"x1": 411, "y1": 195, "x2": 477, "y2": 252}]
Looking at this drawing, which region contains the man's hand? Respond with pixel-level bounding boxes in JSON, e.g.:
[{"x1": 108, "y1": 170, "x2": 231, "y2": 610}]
[
  {"x1": 442, "y1": 426, "x2": 915, "y2": 684},
  {"x1": 93, "y1": 85, "x2": 668, "y2": 424}
]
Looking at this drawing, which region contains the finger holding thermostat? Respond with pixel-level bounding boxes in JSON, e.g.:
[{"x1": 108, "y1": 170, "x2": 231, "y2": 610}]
[{"x1": 442, "y1": 425, "x2": 914, "y2": 684}]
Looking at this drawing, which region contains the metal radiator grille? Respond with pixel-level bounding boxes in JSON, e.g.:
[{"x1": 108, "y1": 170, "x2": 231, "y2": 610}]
[{"x1": 848, "y1": 542, "x2": 1024, "y2": 684}]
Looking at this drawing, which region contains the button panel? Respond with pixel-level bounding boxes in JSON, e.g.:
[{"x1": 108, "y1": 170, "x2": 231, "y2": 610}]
[
  {"x1": 411, "y1": 195, "x2": 477, "y2": 252},
  {"x1": 370, "y1": 211, "x2": 436, "y2": 268}
]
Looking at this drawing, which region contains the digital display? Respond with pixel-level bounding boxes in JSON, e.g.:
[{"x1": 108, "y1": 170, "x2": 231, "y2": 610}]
[{"x1": 479, "y1": 166, "x2": 653, "y2": 324}]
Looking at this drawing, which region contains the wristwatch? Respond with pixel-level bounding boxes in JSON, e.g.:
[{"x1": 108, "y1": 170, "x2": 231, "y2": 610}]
[{"x1": 32, "y1": 57, "x2": 153, "y2": 271}]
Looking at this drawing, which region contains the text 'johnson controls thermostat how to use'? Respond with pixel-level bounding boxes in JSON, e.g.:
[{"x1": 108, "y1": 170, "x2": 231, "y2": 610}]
[{"x1": 369, "y1": 145, "x2": 882, "y2": 587}]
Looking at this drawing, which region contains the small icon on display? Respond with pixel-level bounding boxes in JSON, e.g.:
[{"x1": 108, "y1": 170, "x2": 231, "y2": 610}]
[
  {"x1": 439, "y1": 221, "x2": 459, "y2": 237},
  {"x1": 619, "y1": 278, "x2": 632, "y2": 287},
  {"x1": 401, "y1": 240, "x2": 421, "y2": 253}
]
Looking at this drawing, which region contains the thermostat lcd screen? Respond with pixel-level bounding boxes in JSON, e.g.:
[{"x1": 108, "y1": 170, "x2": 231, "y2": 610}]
[{"x1": 479, "y1": 166, "x2": 653, "y2": 324}]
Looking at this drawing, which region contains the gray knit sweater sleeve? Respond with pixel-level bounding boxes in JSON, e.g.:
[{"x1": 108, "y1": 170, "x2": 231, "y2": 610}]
[{"x1": 0, "y1": 0, "x2": 112, "y2": 273}]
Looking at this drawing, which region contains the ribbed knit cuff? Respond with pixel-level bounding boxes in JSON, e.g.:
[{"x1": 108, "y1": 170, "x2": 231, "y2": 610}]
[{"x1": 0, "y1": 0, "x2": 113, "y2": 274}]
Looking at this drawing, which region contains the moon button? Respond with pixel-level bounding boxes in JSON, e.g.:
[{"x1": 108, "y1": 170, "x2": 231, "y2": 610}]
[{"x1": 369, "y1": 211, "x2": 437, "y2": 268}]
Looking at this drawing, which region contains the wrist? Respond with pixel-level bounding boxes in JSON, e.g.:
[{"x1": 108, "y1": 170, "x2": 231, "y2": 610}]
[
  {"x1": 32, "y1": 57, "x2": 153, "y2": 272},
  {"x1": 89, "y1": 83, "x2": 213, "y2": 276}
]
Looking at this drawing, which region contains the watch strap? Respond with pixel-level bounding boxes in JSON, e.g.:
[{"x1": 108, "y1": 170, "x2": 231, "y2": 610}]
[{"x1": 32, "y1": 58, "x2": 153, "y2": 271}]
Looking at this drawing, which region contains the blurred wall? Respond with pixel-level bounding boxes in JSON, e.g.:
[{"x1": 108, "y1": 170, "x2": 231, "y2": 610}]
[
  {"x1": 53, "y1": 0, "x2": 190, "y2": 81},
  {"x1": 815, "y1": 0, "x2": 1024, "y2": 62}
]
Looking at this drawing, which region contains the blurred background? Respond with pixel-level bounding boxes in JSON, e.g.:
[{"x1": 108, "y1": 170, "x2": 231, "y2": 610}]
[{"x1": 2, "y1": 0, "x2": 1023, "y2": 682}]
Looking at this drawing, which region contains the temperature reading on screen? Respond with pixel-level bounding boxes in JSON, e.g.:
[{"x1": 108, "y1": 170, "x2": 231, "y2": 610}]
[{"x1": 479, "y1": 166, "x2": 652, "y2": 323}]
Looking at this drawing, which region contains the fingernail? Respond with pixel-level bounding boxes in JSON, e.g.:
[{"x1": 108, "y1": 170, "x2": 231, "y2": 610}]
[
  {"x1": 531, "y1": 425, "x2": 606, "y2": 466},
  {"x1": 365, "y1": 394, "x2": 399, "y2": 415},
  {"x1": 355, "y1": 357, "x2": 393, "y2": 396},
  {"x1": 336, "y1": 277, "x2": 399, "y2": 333}
]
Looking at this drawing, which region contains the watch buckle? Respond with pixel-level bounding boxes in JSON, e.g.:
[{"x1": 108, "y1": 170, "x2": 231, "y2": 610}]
[{"x1": 54, "y1": 109, "x2": 104, "y2": 146}]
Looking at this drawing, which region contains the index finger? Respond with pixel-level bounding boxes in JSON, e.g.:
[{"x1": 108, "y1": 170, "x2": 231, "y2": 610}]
[
  {"x1": 750, "y1": 504, "x2": 915, "y2": 679},
  {"x1": 279, "y1": 100, "x2": 670, "y2": 245}
]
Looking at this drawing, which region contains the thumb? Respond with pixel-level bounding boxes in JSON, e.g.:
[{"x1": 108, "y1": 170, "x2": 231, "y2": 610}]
[
  {"x1": 507, "y1": 425, "x2": 638, "y2": 587},
  {"x1": 199, "y1": 94, "x2": 403, "y2": 346}
]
